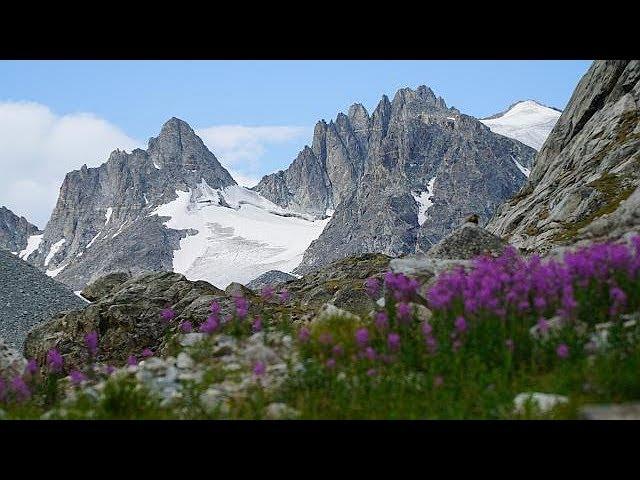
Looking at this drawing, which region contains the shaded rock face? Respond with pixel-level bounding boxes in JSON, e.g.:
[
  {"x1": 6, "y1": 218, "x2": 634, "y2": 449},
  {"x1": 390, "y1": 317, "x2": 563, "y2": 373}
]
[
  {"x1": 26, "y1": 118, "x2": 236, "y2": 289},
  {"x1": 81, "y1": 272, "x2": 132, "y2": 302},
  {"x1": 0, "y1": 206, "x2": 40, "y2": 253},
  {"x1": 0, "y1": 338, "x2": 26, "y2": 380},
  {"x1": 246, "y1": 270, "x2": 297, "y2": 292},
  {"x1": 255, "y1": 85, "x2": 535, "y2": 274},
  {"x1": 488, "y1": 60, "x2": 640, "y2": 252},
  {"x1": 0, "y1": 248, "x2": 86, "y2": 349}
]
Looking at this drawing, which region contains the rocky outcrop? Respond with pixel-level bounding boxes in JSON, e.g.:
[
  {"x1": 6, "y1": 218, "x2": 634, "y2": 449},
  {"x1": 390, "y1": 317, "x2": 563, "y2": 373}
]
[
  {"x1": 255, "y1": 85, "x2": 535, "y2": 274},
  {"x1": 0, "y1": 248, "x2": 86, "y2": 349},
  {"x1": 80, "y1": 272, "x2": 132, "y2": 302},
  {"x1": 246, "y1": 270, "x2": 297, "y2": 292},
  {"x1": 0, "y1": 206, "x2": 41, "y2": 253},
  {"x1": 27, "y1": 118, "x2": 237, "y2": 289},
  {"x1": 0, "y1": 338, "x2": 26, "y2": 380},
  {"x1": 487, "y1": 60, "x2": 640, "y2": 252}
]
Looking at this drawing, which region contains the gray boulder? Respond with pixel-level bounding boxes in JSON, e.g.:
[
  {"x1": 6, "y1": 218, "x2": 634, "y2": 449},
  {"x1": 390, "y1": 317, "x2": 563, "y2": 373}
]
[
  {"x1": 246, "y1": 270, "x2": 297, "y2": 292},
  {"x1": 81, "y1": 272, "x2": 132, "y2": 302}
]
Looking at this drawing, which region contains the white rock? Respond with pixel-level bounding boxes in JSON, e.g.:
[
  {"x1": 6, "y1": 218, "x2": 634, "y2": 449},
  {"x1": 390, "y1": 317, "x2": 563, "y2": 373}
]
[
  {"x1": 176, "y1": 352, "x2": 194, "y2": 369},
  {"x1": 513, "y1": 392, "x2": 569, "y2": 414},
  {"x1": 179, "y1": 333, "x2": 205, "y2": 347}
]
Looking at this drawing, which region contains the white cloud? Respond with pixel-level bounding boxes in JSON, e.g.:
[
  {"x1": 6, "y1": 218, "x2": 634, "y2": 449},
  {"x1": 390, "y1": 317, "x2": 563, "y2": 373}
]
[
  {"x1": 196, "y1": 125, "x2": 308, "y2": 184},
  {"x1": 0, "y1": 101, "x2": 141, "y2": 226}
]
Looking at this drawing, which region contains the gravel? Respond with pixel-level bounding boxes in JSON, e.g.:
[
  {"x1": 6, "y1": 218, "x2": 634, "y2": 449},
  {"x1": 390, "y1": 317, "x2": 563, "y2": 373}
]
[{"x1": 0, "y1": 248, "x2": 87, "y2": 350}]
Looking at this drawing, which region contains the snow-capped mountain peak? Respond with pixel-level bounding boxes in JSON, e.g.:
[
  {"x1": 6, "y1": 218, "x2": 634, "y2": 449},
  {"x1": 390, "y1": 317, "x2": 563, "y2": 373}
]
[{"x1": 480, "y1": 100, "x2": 562, "y2": 151}]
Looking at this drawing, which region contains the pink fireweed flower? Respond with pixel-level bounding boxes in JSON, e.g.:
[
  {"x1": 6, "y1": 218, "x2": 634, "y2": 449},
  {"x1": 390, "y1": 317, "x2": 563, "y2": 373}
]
[
  {"x1": 387, "y1": 332, "x2": 401, "y2": 352},
  {"x1": 253, "y1": 361, "x2": 266, "y2": 377},
  {"x1": 142, "y1": 348, "x2": 153, "y2": 358},
  {"x1": 364, "y1": 277, "x2": 381, "y2": 299},
  {"x1": 199, "y1": 314, "x2": 219, "y2": 335},
  {"x1": 260, "y1": 286, "x2": 275, "y2": 302},
  {"x1": 210, "y1": 302, "x2": 221, "y2": 314},
  {"x1": 452, "y1": 339, "x2": 463, "y2": 353},
  {"x1": 160, "y1": 308, "x2": 176, "y2": 323},
  {"x1": 556, "y1": 343, "x2": 569, "y2": 359},
  {"x1": 433, "y1": 375, "x2": 444, "y2": 388},
  {"x1": 69, "y1": 370, "x2": 88, "y2": 386},
  {"x1": 505, "y1": 338, "x2": 515, "y2": 352},
  {"x1": 46, "y1": 348, "x2": 64, "y2": 374},
  {"x1": 367, "y1": 368, "x2": 377, "y2": 377},
  {"x1": 10, "y1": 376, "x2": 30, "y2": 402},
  {"x1": 234, "y1": 295, "x2": 249, "y2": 319},
  {"x1": 319, "y1": 332, "x2": 334, "y2": 345},
  {"x1": 325, "y1": 358, "x2": 336, "y2": 369},
  {"x1": 421, "y1": 321, "x2": 433, "y2": 337},
  {"x1": 355, "y1": 328, "x2": 369, "y2": 347},
  {"x1": 396, "y1": 302, "x2": 412, "y2": 324},
  {"x1": 104, "y1": 365, "x2": 116, "y2": 376},
  {"x1": 454, "y1": 316, "x2": 468, "y2": 334},
  {"x1": 298, "y1": 327, "x2": 311, "y2": 343},
  {"x1": 127, "y1": 355, "x2": 138, "y2": 366},
  {"x1": 609, "y1": 286, "x2": 627, "y2": 315},
  {"x1": 24, "y1": 358, "x2": 38, "y2": 377},
  {"x1": 537, "y1": 317, "x2": 550, "y2": 334},
  {"x1": 252, "y1": 316, "x2": 263, "y2": 332},
  {"x1": 425, "y1": 335, "x2": 438, "y2": 354},
  {"x1": 332, "y1": 344, "x2": 344, "y2": 357},
  {"x1": 180, "y1": 321, "x2": 193, "y2": 333},
  {"x1": 374, "y1": 311, "x2": 389, "y2": 330},
  {"x1": 364, "y1": 346, "x2": 376, "y2": 361},
  {"x1": 279, "y1": 289, "x2": 290, "y2": 304},
  {"x1": 84, "y1": 331, "x2": 99, "y2": 358}
]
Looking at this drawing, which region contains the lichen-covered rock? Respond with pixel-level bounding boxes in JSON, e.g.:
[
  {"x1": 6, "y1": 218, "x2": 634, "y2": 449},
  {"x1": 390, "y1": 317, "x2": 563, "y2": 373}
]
[
  {"x1": 0, "y1": 337, "x2": 26, "y2": 380},
  {"x1": 425, "y1": 222, "x2": 506, "y2": 260},
  {"x1": 488, "y1": 60, "x2": 640, "y2": 252},
  {"x1": 81, "y1": 272, "x2": 132, "y2": 302}
]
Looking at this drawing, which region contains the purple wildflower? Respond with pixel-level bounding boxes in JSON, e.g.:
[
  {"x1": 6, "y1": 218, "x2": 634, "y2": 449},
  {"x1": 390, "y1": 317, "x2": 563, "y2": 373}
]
[
  {"x1": 199, "y1": 314, "x2": 219, "y2": 335},
  {"x1": 355, "y1": 328, "x2": 369, "y2": 347},
  {"x1": 433, "y1": 375, "x2": 444, "y2": 388},
  {"x1": 210, "y1": 301, "x2": 221, "y2": 314},
  {"x1": 10, "y1": 376, "x2": 30, "y2": 402},
  {"x1": 364, "y1": 346, "x2": 376, "y2": 361},
  {"x1": 46, "y1": 348, "x2": 64, "y2": 374},
  {"x1": 127, "y1": 355, "x2": 138, "y2": 366},
  {"x1": 260, "y1": 285, "x2": 275, "y2": 302},
  {"x1": 387, "y1": 332, "x2": 401, "y2": 352},
  {"x1": 24, "y1": 358, "x2": 38, "y2": 377},
  {"x1": 454, "y1": 316, "x2": 468, "y2": 334},
  {"x1": 421, "y1": 321, "x2": 433, "y2": 337},
  {"x1": 505, "y1": 338, "x2": 515, "y2": 352},
  {"x1": 374, "y1": 311, "x2": 389, "y2": 330},
  {"x1": 142, "y1": 348, "x2": 153, "y2": 358},
  {"x1": 364, "y1": 277, "x2": 381, "y2": 299},
  {"x1": 556, "y1": 343, "x2": 569, "y2": 359},
  {"x1": 180, "y1": 321, "x2": 193, "y2": 333},
  {"x1": 84, "y1": 330, "x2": 99, "y2": 358},
  {"x1": 332, "y1": 344, "x2": 344, "y2": 357},
  {"x1": 396, "y1": 302, "x2": 412, "y2": 324},
  {"x1": 279, "y1": 289, "x2": 290, "y2": 304},
  {"x1": 234, "y1": 295, "x2": 249, "y2": 319},
  {"x1": 298, "y1": 327, "x2": 311, "y2": 344},
  {"x1": 252, "y1": 316, "x2": 263, "y2": 332},
  {"x1": 69, "y1": 370, "x2": 88, "y2": 386},
  {"x1": 104, "y1": 365, "x2": 116, "y2": 376},
  {"x1": 160, "y1": 307, "x2": 176, "y2": 323},
  {"x1": 253, "y1": 361, "x2": 266, "y2": 377},
  {"x1": 452, "y1": 339, "x2": 463, "y2": 353},
  {"x1": 325, "y1": 358, "x2": 336, "y2": 369},
  {"x1": 366, "y1": 368, "x2": 377, "y2": 377}
]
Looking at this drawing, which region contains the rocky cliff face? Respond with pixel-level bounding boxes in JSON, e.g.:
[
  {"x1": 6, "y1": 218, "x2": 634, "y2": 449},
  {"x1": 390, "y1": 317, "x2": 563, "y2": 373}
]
[
  {"x1": 27, "y1": 118, "x2": 237, "y2": 288},
  {"x1": 255, "y1": 86, "x2": 536, "y2": 274},
  {"x1": 487, "y1": 60, "x2": 640, "y2": 251},
  {"x1": 0, "y1": 206, "x2": 41, "y2": 253}
]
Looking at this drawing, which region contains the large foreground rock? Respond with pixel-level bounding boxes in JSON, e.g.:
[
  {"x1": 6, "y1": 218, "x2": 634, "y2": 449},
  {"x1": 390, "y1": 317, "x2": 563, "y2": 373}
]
[{"x1": 488, "y1": 60, "x2": 640, "y2": 251}]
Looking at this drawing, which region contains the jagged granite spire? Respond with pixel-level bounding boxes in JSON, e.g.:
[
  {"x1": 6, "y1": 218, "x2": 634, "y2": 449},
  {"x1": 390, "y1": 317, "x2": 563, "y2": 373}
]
[
  {"x1": 27, "y1": 118, "x2": 236, "y2": 289},
  {"x1": 255, "y1": 85, "x2": 536, "y2": 274}
]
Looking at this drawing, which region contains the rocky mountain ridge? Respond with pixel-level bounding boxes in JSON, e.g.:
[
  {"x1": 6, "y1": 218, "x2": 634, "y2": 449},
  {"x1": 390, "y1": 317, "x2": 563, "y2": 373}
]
[{"x1": 0, "y1": 206, "x2": 41, "y2": 254}]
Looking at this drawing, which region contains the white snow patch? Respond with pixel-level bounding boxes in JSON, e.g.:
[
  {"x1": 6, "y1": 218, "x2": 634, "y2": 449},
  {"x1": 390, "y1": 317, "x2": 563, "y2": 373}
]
[
  {"x1": 412, "y1": 177, "x2": 436, "y2": 225},
  {"x1": 144, "y1": 194, "x2": 149, "y2": 205},
  {"x1": 511, "y1": 155, "x2": 531, "y2": 177},
  {"x1": 18, "y1": 234, "x2": 43, "y2": 260},
  {"x1": 44, "y1": 239, "x2": 66, "y2": 267},
  {"x1": 153, "y1": 160, "x2": 161, "y2": 169},
  {"x1": 74, "y1": 291, "x2": 90, "y2": 303},
  {"x1": 481, "y1": 100, "x2": 561, "y2": 151},
  {"x1": 325, "y1": 208, "x2": 335, "y2": 217},
  {"x1": 46, "y1": 263, "x2": 67, "y2": 277},
  {"x1": 112, "y1": 223, "x2": 126, "y2": 238},
  {"x1": 86, "y1": 233, "x2": 101, "y2": 249},
  {"x1": 105, "y1": 207, "x2": 113, "y2": 224},
  {"x1": 150, "y1": 181, "x2": 330, "y2": 288}
]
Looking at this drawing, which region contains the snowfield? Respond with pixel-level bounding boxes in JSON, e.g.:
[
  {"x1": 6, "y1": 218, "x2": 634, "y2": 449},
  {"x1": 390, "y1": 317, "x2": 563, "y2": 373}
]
[
  {"x1": 481, "y1": 100, "x2": 561, "y2": 151},
  {"x1": 18, "y1": 234, "x2": 43, "y2": 261},
  {"x1": 151, "y1": 182, "x2": 330, "y2": 289},
  {"x1": 412, "y1": 177, "x2": 436, "y2": 226}
]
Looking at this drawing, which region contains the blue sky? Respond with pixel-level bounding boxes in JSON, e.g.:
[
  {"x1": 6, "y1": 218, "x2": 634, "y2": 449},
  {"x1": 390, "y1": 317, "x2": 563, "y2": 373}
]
[{"x1": 0, "y1": 60, "x2": 591, "y2": 225}]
